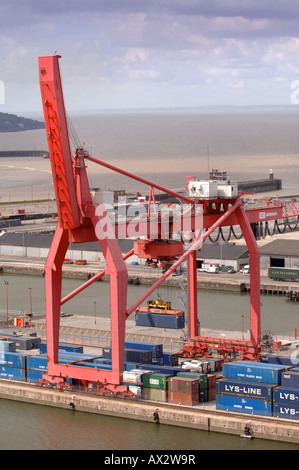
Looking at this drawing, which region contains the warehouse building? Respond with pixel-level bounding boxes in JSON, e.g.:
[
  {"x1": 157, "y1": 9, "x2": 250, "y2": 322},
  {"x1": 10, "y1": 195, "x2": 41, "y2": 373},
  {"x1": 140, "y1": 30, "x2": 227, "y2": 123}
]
[
  {"x1": 196, "y1": 243, "x2": 249, "y2": 272},
  {"x1": 260, "y1": 239, "x2": 299, "y2": 275},
  {"x1": 0, "y1": 232, "x2": 249, "y2": 272}
]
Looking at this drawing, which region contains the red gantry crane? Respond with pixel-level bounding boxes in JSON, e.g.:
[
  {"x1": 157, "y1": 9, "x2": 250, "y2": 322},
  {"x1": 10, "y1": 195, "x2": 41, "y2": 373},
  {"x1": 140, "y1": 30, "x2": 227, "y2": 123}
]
[{"x1": 39, "y1": 54, "x2": 284, "y2": 394}]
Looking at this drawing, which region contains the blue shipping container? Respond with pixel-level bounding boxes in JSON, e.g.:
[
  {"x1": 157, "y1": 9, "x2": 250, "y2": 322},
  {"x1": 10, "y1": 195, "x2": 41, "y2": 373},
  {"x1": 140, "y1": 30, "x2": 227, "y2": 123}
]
[
  {"x1": 0, "y1": 351, "x2": 27, "y2": 369},
  {"x1": 162, "y1": 352, "x2": 178, "y2": 366},
  {"x1": 28, "y1": 352, "x2": 94, "y2": 371},
  {"x1": 216, "y1": 378, "x2": 274, "y2": 401},
  {"x1": 273, "y1": 386, "x2": 299, "y2": 405},
  {"x1": 124, "y1": 341, "x2": 163, "y2": 358},
  {"x1": 103, "y1": 347, "x2": 152, "y2": 364},
  {"x1": 73, "y1": 361, "x2": 112, "y2": 370},
  {"x1": 273, "y1": 403, "x2": 299, "y2": 420},
  {"x1": 0, "y1": 365, "x2": 26, "y2": 381},
  {"x1": 216, "y1": 394, "x2": 273, "y2": 416},
  {"x1": 260, "y1": 354, "x2": 297, "y2": 367},
  {"x1": 135, "y1": 311, "x2": 185, "y2": 329},
  {"x1": 40, "y1": 342, "x2": 84, "y2": 354},
  {"x1": 222, "y1": 361, "x2": 289, "y2": 384},
  {"x1": 281, "y1": 370, "x2": 299, "y2": 389},
  {"x1": 137, "y1": 363, "x2": 182, "y2": 376},
  {"x1": 27, "y1": 369, "x2": 43, "y2": 383}
]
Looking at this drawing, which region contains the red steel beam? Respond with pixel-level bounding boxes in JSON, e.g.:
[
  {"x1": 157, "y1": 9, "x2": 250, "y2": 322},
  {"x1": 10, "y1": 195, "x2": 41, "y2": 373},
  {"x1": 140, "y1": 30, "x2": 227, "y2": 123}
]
[{"x1": 39, "y1": 55, "x2": 80, "y2": 230}]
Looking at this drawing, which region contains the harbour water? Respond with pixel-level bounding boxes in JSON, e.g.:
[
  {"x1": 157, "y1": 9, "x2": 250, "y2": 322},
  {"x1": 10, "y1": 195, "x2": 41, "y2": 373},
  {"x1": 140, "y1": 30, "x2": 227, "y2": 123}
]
[
  {"x1": 1, "y1": 108, "x2": 299, "y2": 201},
  {"x1": 0, "y1": 397, "x2": 297, "y2": 451},
  {"x1": 1, "y1": 108, "x2": 299, "y2": 449},
  {"x1": 0, "y1": 272, "x2": 299, "y2": 450},
  {"x1": 1, "y1": 272, "x2": 299, "y2": 338}
]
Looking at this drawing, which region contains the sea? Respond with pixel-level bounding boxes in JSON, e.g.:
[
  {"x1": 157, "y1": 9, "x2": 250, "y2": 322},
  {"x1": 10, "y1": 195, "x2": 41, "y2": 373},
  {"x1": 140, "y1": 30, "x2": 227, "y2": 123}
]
[{"x1": 1, "y1": 108, "x2": 299, "y2": 451}]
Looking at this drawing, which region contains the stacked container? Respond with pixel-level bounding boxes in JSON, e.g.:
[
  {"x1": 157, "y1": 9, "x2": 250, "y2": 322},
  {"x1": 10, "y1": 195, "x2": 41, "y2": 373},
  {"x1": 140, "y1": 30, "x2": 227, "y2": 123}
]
[
  {"x1": 177, "y1": 371, "x2": 208, "y2": 402},
  {"x1": 273, "y1": 368, "x2": 299, "y2": 420},
  {"x1": 0, "y1": 351, "x2": 27, "y2": 381},
  {"x1": 168, "y1": 377, "x2": 199, "y2": 406},
  {"x1": 216, "y1": 360, "x2": 291, "y2": 416},
  {"x1": 142, "y1": 373, "x2": 172, "y2": 402},
  {"x1": 102, "y1": 347, "x2": 152, "y2": 364},
  {"x1": 124, "y1": 341, "x2": 163, "y2": 360}
]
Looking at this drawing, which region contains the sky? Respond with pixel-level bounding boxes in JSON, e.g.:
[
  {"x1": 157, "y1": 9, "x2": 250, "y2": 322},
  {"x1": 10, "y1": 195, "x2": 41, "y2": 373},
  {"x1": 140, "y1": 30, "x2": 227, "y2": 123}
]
[{"x1": 2, "y1": 0, "x2": 299, "y2": 113}]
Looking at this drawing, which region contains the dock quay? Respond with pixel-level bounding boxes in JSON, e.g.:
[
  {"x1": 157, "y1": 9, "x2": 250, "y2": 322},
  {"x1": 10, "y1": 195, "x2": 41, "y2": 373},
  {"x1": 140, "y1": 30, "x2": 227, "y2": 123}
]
[
  {"x1": 1, "y1": 256, "x2": 299, "y2": 296},
  {"x1": 0, "y1": 313, "x2": 299, "y2": 445},
  {"x1": 0, "y1": 378, "x2": 299, "y2": 444}
]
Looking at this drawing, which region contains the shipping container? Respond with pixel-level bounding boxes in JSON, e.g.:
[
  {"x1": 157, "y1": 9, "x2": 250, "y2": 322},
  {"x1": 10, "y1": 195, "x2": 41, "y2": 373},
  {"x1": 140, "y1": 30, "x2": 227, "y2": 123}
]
[
  {"x1": 123, "y1": 371, "x2": 143, "y2": 385},
  {"x1": 181, "y1": 360, "x2": 211, "y2": 374},
  {"x1": 260, "y1": 354, "x2": 296, "y2": 367},
  {"x1": 143, "y1": 387, "x2": 168, "y2": 402},
  {"x1": 216, "y1": 378, "x2": 275, "y2": 401},
  {"x1": 27, "y1": 368, "x2": 43, "y2": 383},
  {"x1": 222, "y1": 361, "x2": 290, "y2": 384},
  {"x1": 135, "y1": 311, "x2": 185, "y2": 329},
  {"x1": 143, "y1": 373, "x2": 172, "y2": 390},
  {"x1": 281, "y1": 370, "x2": 299, "y2": 389},
  {"x1": 162, "y1": 352, "x2": 178, "y2": 366},
  {"x1": 0, "y1": 365, "x2": 26, "y2": 381},
  {"x1": 125, "y1": 349, "x2": 152, "y2": 364},
  {"x1": 27, "y1": 352, "x2": 94, "y2": 371},
  {"x1": 216, "y1": 395, "x2": 273, "y2": 416},
  {"x1": 39, "y1": 342, "x2": 84, "y2": 354},
  {"x1": 0, "y1": 351, "x2": 27, "y2": 369},
  {"x1": 177, "y1": 372, "x2": 208, "y2": 390},
  {"x1": 102, "y1": 347, "x2": 152, "y2": 364},
  {"x1": 268, "y1": 267, "x2": 299, "y2": 281},
  {"x1": 199, "y1": 388, "x2": 208, "y2": 402},
  {"x1": 0, "y1": 340, "x2": 16, "y2": 352},
  {"x1": 124, "y1": 341, "x2": 163, "y2": 358},
  {"x1": 168, "y1": 377, "x2": 199, "y2": 394},
  {"x1": 273, "y1": 403, "x2": 299, "y2": 420},
  {"x1": 128, "y1": 385, "x2": 143, "y2": 398},
  {"x1": 137, "y1": 363, "x2": 182, "y2": 376},
  {"x1": 207, "y1": 374, "x2": 216, "y2": 388},
  {"x1": 208, "y1": 387, "x2": 216, "y2": 401},
  {"x1": 168, "y1": 389, "x2": 199, "y2": 406},
  {"x1": 273, "y1": 386, "x2": 299, "y2": 405},
  {"x1": 13, "y1": 337, "x2": 35, "y2": 350}
]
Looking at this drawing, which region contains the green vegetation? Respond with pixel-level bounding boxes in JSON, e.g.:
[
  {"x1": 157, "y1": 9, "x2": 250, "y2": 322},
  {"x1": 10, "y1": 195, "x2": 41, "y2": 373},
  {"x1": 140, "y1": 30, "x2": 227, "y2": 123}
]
[{"x1": 0, "y1": 112, "x2": 44, "y2": 132}]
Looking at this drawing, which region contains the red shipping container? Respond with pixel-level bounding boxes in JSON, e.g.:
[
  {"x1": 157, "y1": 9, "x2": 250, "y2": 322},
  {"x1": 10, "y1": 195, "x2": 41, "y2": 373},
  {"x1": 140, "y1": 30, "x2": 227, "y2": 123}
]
[
  {"x1": 168, "y1": 390, "x2": 199, "y2": 406},
  {"x1": 207, "y1": 374, "x2": 216, "y2": 388},
  {"x1": 168, "y1": 377, "x2": 199, "y2": 394},
  {"x1": 207, "y1": 386, "x2": 216, "y2": 401}
]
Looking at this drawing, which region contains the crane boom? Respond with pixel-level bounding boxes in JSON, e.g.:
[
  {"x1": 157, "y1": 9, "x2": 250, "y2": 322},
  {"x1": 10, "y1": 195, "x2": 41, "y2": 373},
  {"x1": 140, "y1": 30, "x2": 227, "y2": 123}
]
[{"x1": 39, "y1": 55, "x2": 80, "y2": 229}]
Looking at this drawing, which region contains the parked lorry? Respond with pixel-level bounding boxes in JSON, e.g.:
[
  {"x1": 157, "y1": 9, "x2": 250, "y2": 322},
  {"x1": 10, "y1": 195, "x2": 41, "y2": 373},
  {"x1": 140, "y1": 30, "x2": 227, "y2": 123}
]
[{"x1": 268, "y1": 267, "x2": 299, "y2": 281}]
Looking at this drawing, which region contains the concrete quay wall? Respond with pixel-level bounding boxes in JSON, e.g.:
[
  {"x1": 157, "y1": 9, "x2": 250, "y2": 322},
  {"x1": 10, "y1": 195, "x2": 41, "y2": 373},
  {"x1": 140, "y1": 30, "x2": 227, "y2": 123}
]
[{"x1": 0, "y1": 379, "x2": 299, "y2": 444}]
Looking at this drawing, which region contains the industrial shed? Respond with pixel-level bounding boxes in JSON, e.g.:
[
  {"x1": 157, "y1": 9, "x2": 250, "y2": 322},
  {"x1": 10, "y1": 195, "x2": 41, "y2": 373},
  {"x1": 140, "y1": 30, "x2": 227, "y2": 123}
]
[
  {"x1": 260, "y1": 239, "x2": 299, "y2": 275},
  {"x1": 196, "y1": 243, "x2": 249, "y2": 272},
  {"x1": 0, "y1": 232, "x2": 135, "y2": 263}
]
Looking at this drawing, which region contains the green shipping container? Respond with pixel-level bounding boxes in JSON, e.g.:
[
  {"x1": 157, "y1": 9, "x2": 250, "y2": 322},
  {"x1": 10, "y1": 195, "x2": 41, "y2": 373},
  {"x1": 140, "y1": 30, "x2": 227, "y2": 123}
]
[
  {"x1": 177, "y1": 372, "x2": 208, "y2": 390},
  {"x1": 143, "y1": 373, "x2": 172, "y2": 390}
]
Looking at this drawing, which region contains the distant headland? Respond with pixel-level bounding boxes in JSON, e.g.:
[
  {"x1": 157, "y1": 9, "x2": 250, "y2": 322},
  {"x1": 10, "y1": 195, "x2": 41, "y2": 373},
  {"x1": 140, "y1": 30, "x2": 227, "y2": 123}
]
[{"x1": 0, "y1": 112, "x2": 44, "y2": 132}]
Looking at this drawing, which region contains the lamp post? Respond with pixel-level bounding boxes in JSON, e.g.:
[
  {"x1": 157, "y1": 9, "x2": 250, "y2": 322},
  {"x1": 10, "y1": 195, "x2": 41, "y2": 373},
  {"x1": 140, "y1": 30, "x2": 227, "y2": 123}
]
[
  {"x1": 4, "y1": 281, "x2": 8, "y2": 325},
  {"x1": 28, "y1": 287, "x2": 32, "y2": 316}
]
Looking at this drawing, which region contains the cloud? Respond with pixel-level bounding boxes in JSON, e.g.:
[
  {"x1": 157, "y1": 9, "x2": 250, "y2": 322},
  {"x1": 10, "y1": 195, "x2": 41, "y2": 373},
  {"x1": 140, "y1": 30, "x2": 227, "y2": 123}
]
[{"x1": 1, "y1": 1, "x2": 299, "y2": 111}]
